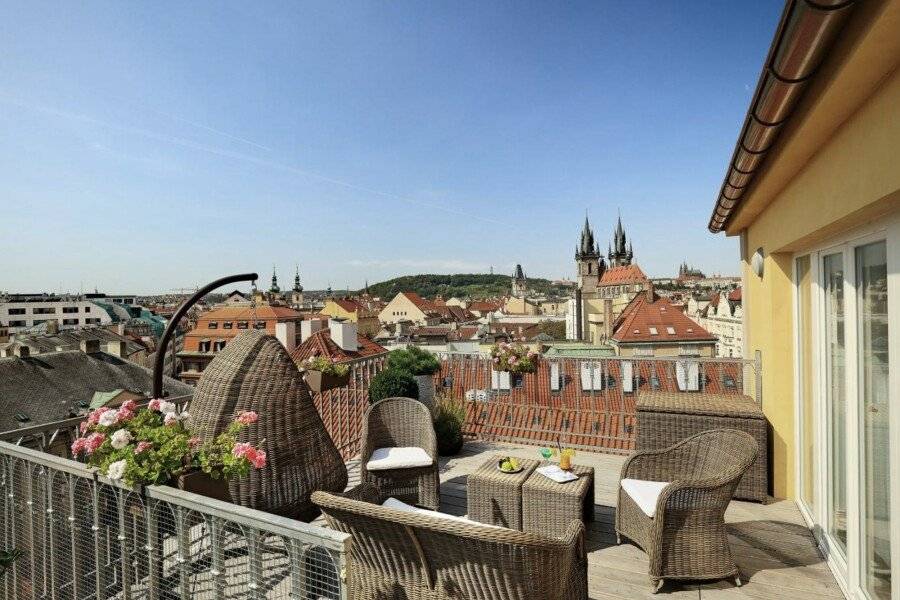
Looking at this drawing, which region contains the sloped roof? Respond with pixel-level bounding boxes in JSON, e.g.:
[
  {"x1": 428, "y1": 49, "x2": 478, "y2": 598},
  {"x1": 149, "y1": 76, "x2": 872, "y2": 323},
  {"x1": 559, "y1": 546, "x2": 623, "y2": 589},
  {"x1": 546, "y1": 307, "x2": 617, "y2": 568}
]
[
  {"x1": 290, "y1": 329, "x2": 388, "y2": 364},
  {"x1": 3, "y1": 326, "x2": 148, "y2": 357},
  {"x1": 0, "y1": 351, "x2": 192, "y2": 432},
  {"x1": 331, "y1": 298, "x2": 363, "y2": 313},
  {"x1": 599, "y1": 264, "x2": 648, "y2": 285},
  {"x1": 401, "y1": 292, "x2": 433, "y2": 310},
  {"x1": 728, "y1": 287, "x2": 742, "y2": 302},
  {"x1": 612, "y1": 294, "x2": 716, "y2": 344},
  {"x1": 197, "y1": 305, "x2": 303, "y2": 322}
]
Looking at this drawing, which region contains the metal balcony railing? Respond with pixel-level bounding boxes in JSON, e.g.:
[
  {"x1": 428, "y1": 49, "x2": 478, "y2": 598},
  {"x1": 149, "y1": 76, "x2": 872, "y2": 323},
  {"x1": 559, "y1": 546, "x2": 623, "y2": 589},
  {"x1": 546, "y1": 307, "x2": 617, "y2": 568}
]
[{"x1": 0, "y1": 440, "x2": 350, "y2": 600}]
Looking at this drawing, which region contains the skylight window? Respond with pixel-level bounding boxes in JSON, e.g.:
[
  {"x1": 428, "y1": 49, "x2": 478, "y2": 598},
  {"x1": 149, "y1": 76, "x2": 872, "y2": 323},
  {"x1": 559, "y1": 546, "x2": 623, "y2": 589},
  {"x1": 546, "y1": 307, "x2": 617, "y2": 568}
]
[
  {"x1": 649, "y1": 327, "x2": 658, "y2": 335},
  {"x1": 633, "y1": 329, "x2": 640, "y2": 334},
  {"x1": 666, "y1": 326, "x2": 676, "y2": 335}
]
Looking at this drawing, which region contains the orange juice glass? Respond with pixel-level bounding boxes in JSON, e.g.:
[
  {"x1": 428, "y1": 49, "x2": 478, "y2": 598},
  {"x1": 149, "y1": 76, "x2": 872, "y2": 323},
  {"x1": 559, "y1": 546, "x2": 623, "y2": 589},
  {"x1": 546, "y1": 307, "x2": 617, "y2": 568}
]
[{"x1": 560, "y1": 452, "x2": 571, "y2": 470}]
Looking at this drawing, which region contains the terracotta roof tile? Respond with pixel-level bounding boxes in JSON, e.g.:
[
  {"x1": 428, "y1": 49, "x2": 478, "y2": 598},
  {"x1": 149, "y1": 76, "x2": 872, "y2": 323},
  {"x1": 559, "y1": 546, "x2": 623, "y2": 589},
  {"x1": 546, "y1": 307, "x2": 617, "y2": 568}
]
[
  {"x1": 599, "y1": 264, "x2": 648, "y2": 285},
  {"x1": 401, "y1": 292, "x2": 433, "y2": 310},
  {"x1": 290, "y1": 329, "x2": 388, "y2": 364},
  {"x1": 612, "y1": 294, "x2": 716, "y2": 343},
  {"x1": 728, "y1": 287, "x2": 742, "y2": 302}
]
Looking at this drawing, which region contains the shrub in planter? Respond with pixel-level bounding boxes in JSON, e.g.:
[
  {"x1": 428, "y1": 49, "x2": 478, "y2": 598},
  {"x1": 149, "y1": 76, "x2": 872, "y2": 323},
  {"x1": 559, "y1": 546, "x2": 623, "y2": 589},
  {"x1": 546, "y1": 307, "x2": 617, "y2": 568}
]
[
  {"x1": 387, "y1": 347, "x2": 441, "y2": 412},
  {"x1": 434, "y1": 395, "x2": 465, "y2": 456},
  {"x1": 301, "y1": 353, "x2": 351, "y2": 392},
  {"x1": 490, "y1": 342, "x2": 539, "y2": 373},
  {"x1": 368, "y1": 368, "x2": 419, "y2": 404}
]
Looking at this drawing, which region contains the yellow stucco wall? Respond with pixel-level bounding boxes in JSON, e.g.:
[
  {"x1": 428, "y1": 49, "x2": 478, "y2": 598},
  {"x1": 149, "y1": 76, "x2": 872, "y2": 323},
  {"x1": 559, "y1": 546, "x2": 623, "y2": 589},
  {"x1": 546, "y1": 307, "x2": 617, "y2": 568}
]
[
  {"x1": 740, "y1": 65, "x2": 900, "y2": 499},
  {"x1": 321, "y1": 300, "x2": 358, "y2": 322}
]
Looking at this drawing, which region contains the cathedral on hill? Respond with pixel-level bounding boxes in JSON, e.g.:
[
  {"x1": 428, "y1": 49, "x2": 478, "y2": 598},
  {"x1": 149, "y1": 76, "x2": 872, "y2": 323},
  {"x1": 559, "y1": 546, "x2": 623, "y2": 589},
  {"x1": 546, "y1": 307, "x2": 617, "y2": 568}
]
[{"x1": 567, "y1": 214, "x2": 650, "y2": 344}]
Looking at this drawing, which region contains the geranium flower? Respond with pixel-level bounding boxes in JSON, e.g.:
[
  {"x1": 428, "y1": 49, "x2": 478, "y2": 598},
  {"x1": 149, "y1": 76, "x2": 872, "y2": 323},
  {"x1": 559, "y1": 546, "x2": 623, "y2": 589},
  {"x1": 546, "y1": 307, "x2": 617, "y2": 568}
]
[
  {"x1": 164, "y1": 413, "x2": 179, "y2": 427},
  {"x1": 85, "y1": 432, "x2": 106, "y2": 454},
  {"x1": 106, "y1": 459, "x2": 127, "y2": 481},
  {"x1": 110, "y1": 429, "x2": 133, "y2": 450},
  {"x1": 87, "y1": 406, "x2": 109, "y2": 425},
  {"x1": 235, "y1": 411, "x2": 258, "y2": 425},
  {"x1": 98, "y1": 410, "x2": 119, "y2": 427},
  {"x1": 233, "y1": 443, "x2": 266, "y2": 469},
  {"x1": 71, "y1": 437, "x2": 88, "y2": 456},
  {"x1": 188, "y1": 437, "x2": 202, "y2": 450},
  {"x1": 159, "y1": 401, "x2": 177, "y2": 415},
  {"x1": 134, "y1": 441, "x2": 153, "y2": 455},
  {"x1": 148, "y1": 398, "x2": 162, "y2": 411}
]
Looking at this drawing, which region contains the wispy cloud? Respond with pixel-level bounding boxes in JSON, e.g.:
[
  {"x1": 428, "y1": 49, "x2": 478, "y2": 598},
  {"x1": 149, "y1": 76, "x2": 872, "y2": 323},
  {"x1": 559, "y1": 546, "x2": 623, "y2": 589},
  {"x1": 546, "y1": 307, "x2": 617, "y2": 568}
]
[
  {"x1": 346, "y1": 258, "x2": 492, "y2": 272},
  {"x1": 0, "y1": 95, "x2": 503, "y2": 225}
]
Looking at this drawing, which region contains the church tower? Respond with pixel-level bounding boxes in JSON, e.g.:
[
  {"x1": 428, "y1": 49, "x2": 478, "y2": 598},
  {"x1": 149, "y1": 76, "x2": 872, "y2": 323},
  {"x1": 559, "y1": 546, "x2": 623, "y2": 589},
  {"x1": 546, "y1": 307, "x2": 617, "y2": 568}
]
[
  {"x1": 511, "y1": 264, "x2": 528, "y2": 298},
  {"x1": 573, "y1": 215, "x2": 606, "y2": 341},
  {"x1": 289, "y1": 264, "x2": 304, "y2": 308},
  {"x1": 608, "y1": 215, "x2": 634, "y2": 267}
]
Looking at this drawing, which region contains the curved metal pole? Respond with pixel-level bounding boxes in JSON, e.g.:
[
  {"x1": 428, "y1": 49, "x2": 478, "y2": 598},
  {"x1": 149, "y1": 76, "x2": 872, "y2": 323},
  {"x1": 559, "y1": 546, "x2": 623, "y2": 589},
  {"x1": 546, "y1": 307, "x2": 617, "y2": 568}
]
[{"x1": 152, "y1": 272, "x2": 258, "y2": 398}]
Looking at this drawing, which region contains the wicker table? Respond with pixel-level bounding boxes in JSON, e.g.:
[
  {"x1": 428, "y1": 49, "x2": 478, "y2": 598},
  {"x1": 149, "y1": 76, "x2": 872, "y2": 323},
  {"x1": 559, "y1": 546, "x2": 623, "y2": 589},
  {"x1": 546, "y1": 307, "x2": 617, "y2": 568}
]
[
  {"x1": 522, "y1": 464, "x2": 595, "y2": 536},
  {"x1": 636, "y1": 391, "x2": 768, "y2": 502},
  {"x1": 467, "y1": 456, "x2": 539, "y2": 530}
]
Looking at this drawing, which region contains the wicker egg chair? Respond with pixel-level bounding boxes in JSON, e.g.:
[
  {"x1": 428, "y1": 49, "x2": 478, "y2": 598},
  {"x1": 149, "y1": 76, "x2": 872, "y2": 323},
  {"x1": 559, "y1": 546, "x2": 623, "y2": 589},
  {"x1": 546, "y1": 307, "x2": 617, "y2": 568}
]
[{"x1": 189, "y1": 329, "x2": 348, "y2": 521}]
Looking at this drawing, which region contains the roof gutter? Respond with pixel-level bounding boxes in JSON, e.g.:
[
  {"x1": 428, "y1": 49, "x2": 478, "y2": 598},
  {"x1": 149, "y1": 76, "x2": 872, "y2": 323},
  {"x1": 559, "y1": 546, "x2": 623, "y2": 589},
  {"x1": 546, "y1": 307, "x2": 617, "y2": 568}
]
[{"x1": 708, "y1": 0, "x2": 857, "y2": 233}]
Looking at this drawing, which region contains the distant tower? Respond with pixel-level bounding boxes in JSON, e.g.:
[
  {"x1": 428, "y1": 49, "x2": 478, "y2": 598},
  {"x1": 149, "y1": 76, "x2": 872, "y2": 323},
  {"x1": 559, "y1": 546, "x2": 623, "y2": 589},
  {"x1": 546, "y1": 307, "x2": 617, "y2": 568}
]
[
  {"x1": 608, "y1": 214, "x2": 634, "y2": 267},
  {"x1": 573, "y1": 214, "x2": 606, "y2": 342},
  {"x1": 269, "y1": 265, "x2": 280, "y2": 294},
  {"x1": 511, "y1": 264, "x2": 528, "y2": 298},
  {"x1": 289, "y1": 264, "x2": 304, "y2": 308}
]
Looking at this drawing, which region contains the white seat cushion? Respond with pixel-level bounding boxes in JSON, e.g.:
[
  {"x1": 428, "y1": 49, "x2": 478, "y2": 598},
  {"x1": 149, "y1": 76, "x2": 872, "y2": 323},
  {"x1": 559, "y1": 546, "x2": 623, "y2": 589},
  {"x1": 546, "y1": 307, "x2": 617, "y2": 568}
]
[
  {"x1": 382, "y1": 497, "x2": 501, "y2": 529},
  {"x1": 366, "y1": 446, "x2": 433, "y2": 471},
  {"x1": 621, "y1": 478, "x2": 671, "y2": 517}
]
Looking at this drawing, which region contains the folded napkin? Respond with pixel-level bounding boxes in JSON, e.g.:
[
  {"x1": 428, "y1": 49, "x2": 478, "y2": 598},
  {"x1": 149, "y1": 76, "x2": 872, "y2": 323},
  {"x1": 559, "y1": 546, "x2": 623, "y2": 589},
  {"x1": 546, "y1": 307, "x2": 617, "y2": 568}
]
[{"x1": 536, "y1": 464, "x2": 579, "y2": 483}]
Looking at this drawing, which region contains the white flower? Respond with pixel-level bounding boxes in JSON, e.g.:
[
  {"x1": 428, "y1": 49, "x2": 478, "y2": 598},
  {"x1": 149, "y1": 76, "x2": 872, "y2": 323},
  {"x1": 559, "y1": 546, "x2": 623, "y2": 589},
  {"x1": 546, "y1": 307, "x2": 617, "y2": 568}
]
[
  {"x1": 110, "y1": 429, "x2": 133, "y2": 450},
  {"x1": 106, "y1": 459, "x2": 127, "y2": 481},
  {"x1": 164, "y1": 413, "x2": 179, "y2": 426},
  {"x1": 159, "y1": 401, "x2": 177, "y2": 415},
  {"x1": 98, "y1": 411, "x2": 119, "y2": 427}
]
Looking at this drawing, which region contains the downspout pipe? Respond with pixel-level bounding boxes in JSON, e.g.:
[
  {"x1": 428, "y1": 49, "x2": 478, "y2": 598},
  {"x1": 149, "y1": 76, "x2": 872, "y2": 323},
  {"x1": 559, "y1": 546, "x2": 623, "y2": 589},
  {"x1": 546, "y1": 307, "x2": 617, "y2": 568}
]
[
  {"x1": 708, "y1": 0, "x2": 857, "y2": 233},
  {"x1": 152, "y1": 272, "x2": 258, "y2": 399}
]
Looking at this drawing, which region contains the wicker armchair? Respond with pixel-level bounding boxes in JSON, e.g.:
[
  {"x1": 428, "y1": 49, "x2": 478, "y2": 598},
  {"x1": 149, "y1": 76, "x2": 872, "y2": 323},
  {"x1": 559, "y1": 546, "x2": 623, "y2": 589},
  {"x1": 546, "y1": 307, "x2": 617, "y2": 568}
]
[
  {"x1": 360, "y1": 397, "x2": 440, "y2": 510},
  {"x1": 312, "y1": 484, "x2": 587, "y2": 600},
  {"x1": 189, "y1": 330, "x2": 347, "y2": 521},
  {"x1": 615, "y1": 428, "x2": 758, "y2": 592}
]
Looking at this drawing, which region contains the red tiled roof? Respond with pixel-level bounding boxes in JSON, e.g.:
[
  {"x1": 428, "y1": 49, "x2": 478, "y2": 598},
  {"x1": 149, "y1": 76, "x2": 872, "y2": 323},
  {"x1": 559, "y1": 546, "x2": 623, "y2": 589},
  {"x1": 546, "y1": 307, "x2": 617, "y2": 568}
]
[
  {"x1": 600, "y1": 264, "x2": 648, "y2": 285},
  {"x1": 612, "y1": 294, "x2": 716, "y2": 343},
  {"x1": 290, "y1": 329, "x2": 388, "y2": 364},
  {"x1": 332, "y1": 298, "x2": 363, "y2": 313},
  {"x1": 728, "y1": 287, "x2": 742, "y2": 302},
  {"x1": 468, "y1": 300, "x2": 502, "y2": 312},
  {"x1": 449, "y1": 326, "x2": 480, "y2": 341},
  {"x1": 400, "y1": 291, "x2": 433, "y2": 310},
  {"x1": 197, "y1": 305, "x2": 304, "y2": 321},
  {"x1": 708, "y1": 292, "x2": 721, "y2": 307},
  {"x1": 432, "y1": 305, "x2": 475, "y2": 322}
]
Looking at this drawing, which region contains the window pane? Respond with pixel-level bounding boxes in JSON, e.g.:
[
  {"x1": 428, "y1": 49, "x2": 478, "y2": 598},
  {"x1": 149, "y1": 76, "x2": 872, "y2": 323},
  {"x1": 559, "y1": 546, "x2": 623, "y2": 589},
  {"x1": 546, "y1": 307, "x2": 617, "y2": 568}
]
[
  {"x1": 797, "y1": 255, "x2": 815, "y2": 511},
  {"x1": 823, "y1": 252, "x2": 847, "y2": 554},
  {"x1": 856, "y1": 241, "x2": 890, "y2": 599}
]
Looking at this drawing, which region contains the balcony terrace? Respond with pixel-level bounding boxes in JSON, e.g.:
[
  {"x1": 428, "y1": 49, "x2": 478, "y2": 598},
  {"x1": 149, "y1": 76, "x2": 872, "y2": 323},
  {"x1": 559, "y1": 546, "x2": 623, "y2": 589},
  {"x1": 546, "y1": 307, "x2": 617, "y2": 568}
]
[{"x1": 0, "y1": 356, "x2": 844, "y2": 599}]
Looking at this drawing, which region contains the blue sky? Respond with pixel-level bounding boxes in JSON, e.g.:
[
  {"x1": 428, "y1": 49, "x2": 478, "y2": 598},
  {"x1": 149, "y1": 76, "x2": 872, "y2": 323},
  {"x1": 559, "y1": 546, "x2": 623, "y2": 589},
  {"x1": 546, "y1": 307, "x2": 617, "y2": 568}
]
[{"x1": 1, "y1": 1, "x2": 782, "y2": 294}]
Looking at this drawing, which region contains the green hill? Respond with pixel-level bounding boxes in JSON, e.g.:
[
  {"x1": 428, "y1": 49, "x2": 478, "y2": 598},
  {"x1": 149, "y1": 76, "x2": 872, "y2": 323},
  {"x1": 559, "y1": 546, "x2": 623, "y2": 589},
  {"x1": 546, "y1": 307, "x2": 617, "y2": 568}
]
[{"x1": 363, "y1": 273, "x2": 570, "y2": 300}]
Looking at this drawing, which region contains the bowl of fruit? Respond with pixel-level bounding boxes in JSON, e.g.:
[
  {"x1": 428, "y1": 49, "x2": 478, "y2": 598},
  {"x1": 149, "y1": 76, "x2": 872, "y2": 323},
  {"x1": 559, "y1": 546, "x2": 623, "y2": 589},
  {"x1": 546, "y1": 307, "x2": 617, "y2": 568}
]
[{"x1": 497, "y1": 457, "x2": 523, "y2": 474}]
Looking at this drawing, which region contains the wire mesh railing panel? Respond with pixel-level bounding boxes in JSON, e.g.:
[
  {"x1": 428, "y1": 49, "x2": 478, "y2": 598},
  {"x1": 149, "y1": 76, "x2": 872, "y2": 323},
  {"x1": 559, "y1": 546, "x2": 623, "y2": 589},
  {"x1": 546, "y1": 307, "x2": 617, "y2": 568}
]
[{"x1": 0, "y1": 442, "x2": 350, "y2": 600}]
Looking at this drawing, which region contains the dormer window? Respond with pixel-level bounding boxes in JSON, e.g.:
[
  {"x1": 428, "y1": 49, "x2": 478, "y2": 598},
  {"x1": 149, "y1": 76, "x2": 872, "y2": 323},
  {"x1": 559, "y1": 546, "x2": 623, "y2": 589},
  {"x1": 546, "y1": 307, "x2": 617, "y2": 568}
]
[
  {"x1": 649, "y1": 327, "x2": 658, "y2": 335},
  {"x1": 666, "y1": 327, "x2": 676, "y2": 335},
  {"x1": 208, "y1": 321, "x2": 218, "y2": 329},
  {"x1": 223, "y1": 322, "x2": 233, "y2": 330}
]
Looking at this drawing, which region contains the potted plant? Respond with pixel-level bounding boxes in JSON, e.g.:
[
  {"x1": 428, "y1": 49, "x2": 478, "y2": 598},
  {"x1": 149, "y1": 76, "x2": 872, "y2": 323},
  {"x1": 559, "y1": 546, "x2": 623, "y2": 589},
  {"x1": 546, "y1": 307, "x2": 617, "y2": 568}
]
[
  {"x1": 490, "y1": 342, "x2": 539, "y2": 374},
  {"x1": 386, "y1": 347, "x2": 441, "y2": 412},
  {"x1": 433, "y1": 395, "x2": 466, "y2": 456},
  {"x1": 368, "y1": 368, "x2": 419, "y2": 404},
  {"x1": 301, "y1": 351, "x2": 351, "y2": 392},
  {"x1": 71, "y1": 400, "x2": 266, "y2": 502}
]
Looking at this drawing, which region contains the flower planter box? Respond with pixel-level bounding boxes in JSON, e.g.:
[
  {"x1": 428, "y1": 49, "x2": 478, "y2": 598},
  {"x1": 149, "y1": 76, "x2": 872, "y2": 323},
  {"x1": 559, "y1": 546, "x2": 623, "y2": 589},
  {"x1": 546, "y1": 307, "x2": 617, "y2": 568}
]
[
  {"x1": 305, "y1": 370, "x2": 351, "y2": 393},
  {"x1": 177, "y1": 470, "x2": 232, "y2": 503}
]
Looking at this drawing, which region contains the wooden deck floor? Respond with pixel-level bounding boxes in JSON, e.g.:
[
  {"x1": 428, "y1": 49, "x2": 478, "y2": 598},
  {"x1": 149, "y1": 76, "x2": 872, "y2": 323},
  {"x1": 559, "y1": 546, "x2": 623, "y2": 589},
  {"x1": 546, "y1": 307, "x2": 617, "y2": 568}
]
[{"x1": 339, "y1": 440, "x2": 844, "y2": 600}]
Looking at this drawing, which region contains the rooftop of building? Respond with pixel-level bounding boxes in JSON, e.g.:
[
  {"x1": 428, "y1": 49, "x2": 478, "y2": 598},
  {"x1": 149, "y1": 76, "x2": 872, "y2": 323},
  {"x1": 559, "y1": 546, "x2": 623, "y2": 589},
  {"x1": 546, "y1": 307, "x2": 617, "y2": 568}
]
[
  {"x1": 290, "y1": 328, "x2": 388, "y2": 364},
  {"x1": 612, "y1": 293, "x2": 717, "y2": 344}
]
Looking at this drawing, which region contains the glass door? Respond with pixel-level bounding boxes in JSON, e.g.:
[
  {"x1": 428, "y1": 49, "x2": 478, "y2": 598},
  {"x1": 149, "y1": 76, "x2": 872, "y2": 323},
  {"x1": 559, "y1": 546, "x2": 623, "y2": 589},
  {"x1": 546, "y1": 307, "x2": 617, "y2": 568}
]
[
  {"x1": 823, "y1": 251, "x2": 848, "y2": 556},
  {"x1": 855, "y1": 240, "x2": 890, "y2": 599}
]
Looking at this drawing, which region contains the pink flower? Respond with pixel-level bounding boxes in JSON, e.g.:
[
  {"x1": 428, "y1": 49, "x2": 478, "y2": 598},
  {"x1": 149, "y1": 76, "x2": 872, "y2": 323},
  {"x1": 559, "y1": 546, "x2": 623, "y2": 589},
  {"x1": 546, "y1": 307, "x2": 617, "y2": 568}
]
[
  {"x1": 79, "y1": 421, "x2": 90, "y2": 434},
  {"x1": 492, "y1": 357, "x2": 500, "y2": 364},
  {"x1": 508, "y1": 356, "x2": 518, "y2": 365},
  {"x1": 86, "y1": 406, "x2": 110, "y2": 425},
  {"x1": 148, "y1": 398, "x2": 162, "y2": 412},
  {"x1": 71, "y1": 437, "x2": 87, "y2": 456},
  {"x1": 188, "y1": 437, "x2": 202, "y2": 449},
  {"x1": 164, "y1": 413, "x2": 179, "y2": 427},
  {"x1": 134, "y1": 441, "x2": 153, "y2": 455},
  {"x1": 235, "y1": 411, "x2": 258, "y2": 425},
  {"x1": 120, "y1": 399, "x2": 137, "y2": 412},
  {"x1": 232, "y1": 443, "x2": 267, "y2": 469},
  {"x1": 84, "y1": 433, "x2": 106, "y2": 455}
]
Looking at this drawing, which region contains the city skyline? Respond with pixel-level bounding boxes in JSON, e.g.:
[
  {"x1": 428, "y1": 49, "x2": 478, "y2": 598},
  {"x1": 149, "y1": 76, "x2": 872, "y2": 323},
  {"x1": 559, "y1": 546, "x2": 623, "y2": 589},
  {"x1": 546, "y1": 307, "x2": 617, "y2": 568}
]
[{"x1": 2, "y1": 1, "x2": 784, "y2": 293}]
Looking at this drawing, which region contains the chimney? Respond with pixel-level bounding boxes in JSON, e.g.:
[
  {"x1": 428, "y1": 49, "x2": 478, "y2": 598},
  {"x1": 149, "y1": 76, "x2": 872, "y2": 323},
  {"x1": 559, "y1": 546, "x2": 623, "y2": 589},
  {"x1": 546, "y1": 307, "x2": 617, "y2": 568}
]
[
  {"x1": 46, "y1": 320, "x2": 59, "y2": 334},
  {"x1": 300, "y1": 318, "x2": 325, "y2": 343},
  {"x1": 275, "y1": 321, "x2": 297, "y2": 353},
  {"x1": 645, "y1": 279, "x2": 655, "y2": 303},
  {"x1": 117, "y1": 323, "x2": 127, "y2": 336},
  {"x1": 14, "y1": 345, "x2": 30, "y2": 358},
  {"x1": 329, "y1": 318, "x2": 358, "y2": 352},
  {"x1": 106, "y1": 340, "x2": 127, "y2": 358},
  {"x1": 604, "y1": 298, "x2": 614, "y2": 340},
  {"x1": 80, "y1": 339, "x2": 101, "y2": 354}
]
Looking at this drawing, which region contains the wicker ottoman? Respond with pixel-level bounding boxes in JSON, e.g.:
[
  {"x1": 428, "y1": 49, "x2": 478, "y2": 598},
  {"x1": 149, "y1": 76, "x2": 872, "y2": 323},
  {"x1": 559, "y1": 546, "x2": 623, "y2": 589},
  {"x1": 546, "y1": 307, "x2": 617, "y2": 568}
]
[
  {"x1": 636, "y1": 392, "x2": 768, "y2": 502},
  {"x1": 467, "y1": 456, "x2": 539, "y2": 530},
  {"x1": 522, "y1": 464, "x2": 595, "y2": 536}
]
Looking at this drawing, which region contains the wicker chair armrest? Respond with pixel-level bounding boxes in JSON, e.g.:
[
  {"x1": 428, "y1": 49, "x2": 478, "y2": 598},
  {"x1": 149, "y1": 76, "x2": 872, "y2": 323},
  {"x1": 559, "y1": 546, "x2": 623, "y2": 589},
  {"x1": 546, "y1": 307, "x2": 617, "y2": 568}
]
[
  {"x1": 420, "y1": 418, "x2": 438, "y2": 461},
  {"x1": 654, "y1": 475, "x2": 738, "y2": 517},
  {"x1": 620, "y1": 447, "x2": 681, "y2": 482}
]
